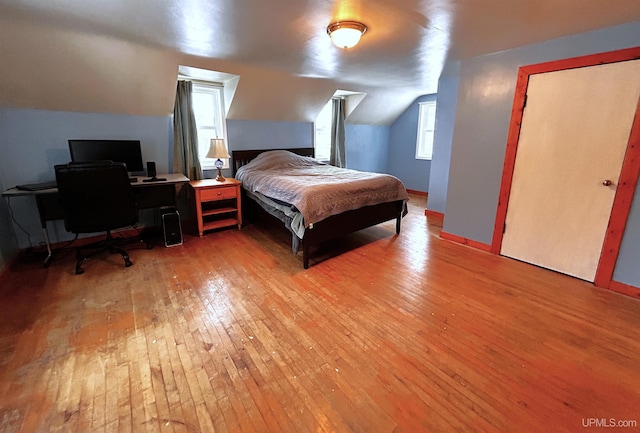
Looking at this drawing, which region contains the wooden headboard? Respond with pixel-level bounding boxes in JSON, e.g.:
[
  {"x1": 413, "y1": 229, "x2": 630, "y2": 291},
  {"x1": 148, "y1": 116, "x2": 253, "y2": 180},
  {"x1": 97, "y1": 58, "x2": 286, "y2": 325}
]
[{"x1": 232, "y1": 148, "x2": 315, "y2": 175}]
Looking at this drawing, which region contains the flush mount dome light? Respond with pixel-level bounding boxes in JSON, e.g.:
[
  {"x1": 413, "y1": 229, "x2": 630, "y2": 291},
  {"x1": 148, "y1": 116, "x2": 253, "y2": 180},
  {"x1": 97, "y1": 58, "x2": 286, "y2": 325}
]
[{"x1": 327, "y1": 21, "x2": 367, "y2": 49}]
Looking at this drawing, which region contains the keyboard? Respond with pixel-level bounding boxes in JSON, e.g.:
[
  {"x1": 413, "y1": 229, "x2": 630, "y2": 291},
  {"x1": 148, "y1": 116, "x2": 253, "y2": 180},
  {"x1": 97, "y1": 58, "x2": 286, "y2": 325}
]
[{"x1": 16, "y1": 181, "x2": 57, "y2": 191}]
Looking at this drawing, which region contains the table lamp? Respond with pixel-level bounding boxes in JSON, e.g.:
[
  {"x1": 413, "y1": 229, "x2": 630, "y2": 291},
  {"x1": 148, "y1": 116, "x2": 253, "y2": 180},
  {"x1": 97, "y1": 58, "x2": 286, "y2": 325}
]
[{"x1": 206, "y1": 138, "x2": 230, "y2": 182}]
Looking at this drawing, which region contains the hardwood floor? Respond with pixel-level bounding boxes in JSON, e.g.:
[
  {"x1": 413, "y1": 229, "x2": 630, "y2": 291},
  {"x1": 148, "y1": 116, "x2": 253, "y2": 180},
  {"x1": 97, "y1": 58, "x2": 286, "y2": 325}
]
[{"x1": 1, "y1": 194, "x2": 639, "y2": 432}]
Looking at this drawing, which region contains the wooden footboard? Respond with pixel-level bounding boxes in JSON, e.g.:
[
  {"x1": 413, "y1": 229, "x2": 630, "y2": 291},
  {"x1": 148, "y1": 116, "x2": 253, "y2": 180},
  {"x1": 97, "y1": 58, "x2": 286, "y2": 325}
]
[
  {"x1": 300, "y1": 200, "x2": 405, "y2": 268},
  {"x1": 243, "y1": 192, "x2": 404, "y2": 268}
]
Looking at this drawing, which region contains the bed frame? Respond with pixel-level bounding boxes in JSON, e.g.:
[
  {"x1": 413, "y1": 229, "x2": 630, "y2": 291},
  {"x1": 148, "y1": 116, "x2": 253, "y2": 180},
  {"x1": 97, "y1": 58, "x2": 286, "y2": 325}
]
[{"x1": 232, "y1": 148, "x2": 406, "y2": 269}]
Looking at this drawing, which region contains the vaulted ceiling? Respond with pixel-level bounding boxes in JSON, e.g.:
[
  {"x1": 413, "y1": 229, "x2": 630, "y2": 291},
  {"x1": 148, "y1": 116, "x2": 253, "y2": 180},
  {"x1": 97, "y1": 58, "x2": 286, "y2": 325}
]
[{"x1": 1, "y1": 0, "x2": 639, "y2": 125}]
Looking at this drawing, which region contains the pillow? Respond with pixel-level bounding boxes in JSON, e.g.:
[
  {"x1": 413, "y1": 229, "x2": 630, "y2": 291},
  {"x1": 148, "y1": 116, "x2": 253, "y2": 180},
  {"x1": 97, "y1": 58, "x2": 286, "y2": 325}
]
[{"x1": 245, "y1": 150, "x2": 323, "y2": 170}]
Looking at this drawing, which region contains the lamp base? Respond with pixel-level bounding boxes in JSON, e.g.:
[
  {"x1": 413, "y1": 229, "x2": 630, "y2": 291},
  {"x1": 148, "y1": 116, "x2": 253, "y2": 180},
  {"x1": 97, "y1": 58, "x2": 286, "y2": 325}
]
[{"x1": 215, "y1": 168, "x2": 225, "y2": 182}]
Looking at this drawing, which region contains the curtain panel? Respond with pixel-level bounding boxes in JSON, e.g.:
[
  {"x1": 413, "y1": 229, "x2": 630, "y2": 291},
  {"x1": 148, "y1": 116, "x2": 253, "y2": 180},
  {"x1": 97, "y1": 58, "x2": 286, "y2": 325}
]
[
  {"x1": 330, "y1": 98, "x2": 346, "y2": 168},
  {"x1": 173, "y1": 80, "x2": 203, "y2": 180}
]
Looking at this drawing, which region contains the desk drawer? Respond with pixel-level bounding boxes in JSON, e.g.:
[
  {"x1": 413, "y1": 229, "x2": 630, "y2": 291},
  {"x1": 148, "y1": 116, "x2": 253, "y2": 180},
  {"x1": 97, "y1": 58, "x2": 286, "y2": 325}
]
[{"x1": 200, "y1": 186, "x2": 237, "y2": 202}]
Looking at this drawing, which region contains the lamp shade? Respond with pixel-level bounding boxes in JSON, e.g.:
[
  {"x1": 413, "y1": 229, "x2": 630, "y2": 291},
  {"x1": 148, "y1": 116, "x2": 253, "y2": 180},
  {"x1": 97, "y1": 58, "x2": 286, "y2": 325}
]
[
  {"x1": 206, "y1": 138, "x2": 230, "y2": 159},
  {"x1": 327, "y1": 21, "x2": 367, "y2": 49}
]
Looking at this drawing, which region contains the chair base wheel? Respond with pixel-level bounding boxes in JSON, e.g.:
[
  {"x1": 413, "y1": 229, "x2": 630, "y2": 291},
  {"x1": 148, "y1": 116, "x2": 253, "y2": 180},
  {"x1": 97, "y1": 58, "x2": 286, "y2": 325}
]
[{"x1": 71, "y1": 235, "x2": 134, "y2": 274}]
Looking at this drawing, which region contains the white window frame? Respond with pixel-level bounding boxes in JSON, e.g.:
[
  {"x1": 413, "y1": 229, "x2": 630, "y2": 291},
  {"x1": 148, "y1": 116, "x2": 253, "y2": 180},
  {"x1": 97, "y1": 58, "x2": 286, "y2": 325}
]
[
  {"x1": 416, "y1": 100, "x2": 437, "y2": 160},
  {"x1": 191, "y1": 82, "x2": 228, "y2": 169},
  {"x1": 314, "y1": 98, "x2": 334, "y2": 162}
]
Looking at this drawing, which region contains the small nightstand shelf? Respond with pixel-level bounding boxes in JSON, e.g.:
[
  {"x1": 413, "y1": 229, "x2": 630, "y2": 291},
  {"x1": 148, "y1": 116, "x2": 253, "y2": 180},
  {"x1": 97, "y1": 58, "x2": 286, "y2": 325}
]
[{"x1": 190, "y1": 178, "x2": 242, "y2": 236}]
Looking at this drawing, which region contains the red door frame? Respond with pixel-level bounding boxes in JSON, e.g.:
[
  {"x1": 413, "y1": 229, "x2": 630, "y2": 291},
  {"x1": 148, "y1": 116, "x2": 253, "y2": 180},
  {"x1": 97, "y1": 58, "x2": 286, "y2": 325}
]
[{"x1": 490, "y1": 46, "x2": 640, "y2": 288}]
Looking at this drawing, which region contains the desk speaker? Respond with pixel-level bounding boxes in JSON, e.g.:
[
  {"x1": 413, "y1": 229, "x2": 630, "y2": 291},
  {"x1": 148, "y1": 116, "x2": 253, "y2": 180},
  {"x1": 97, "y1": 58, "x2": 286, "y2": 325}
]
[
  {"x1": 161, "y1": 208, "x2": 183, "y2": 247},
  {"x1": 147, "y1": 161, "x2": 157, "y2": 178}
]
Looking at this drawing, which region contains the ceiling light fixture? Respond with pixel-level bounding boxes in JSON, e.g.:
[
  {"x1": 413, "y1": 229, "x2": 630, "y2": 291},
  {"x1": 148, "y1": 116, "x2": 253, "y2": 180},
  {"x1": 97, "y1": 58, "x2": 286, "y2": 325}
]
[{"x1": 327, "y1": 21, "x2": 367, "y2": 49}]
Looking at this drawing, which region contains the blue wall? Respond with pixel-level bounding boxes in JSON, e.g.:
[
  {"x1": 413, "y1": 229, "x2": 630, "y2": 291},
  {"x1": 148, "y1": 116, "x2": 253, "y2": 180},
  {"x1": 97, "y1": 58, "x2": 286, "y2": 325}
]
[
  {"x1": 0, "y1": 108, "x2": 172, "y2": 253},
  {"x1": 436, "y1": 21, "x2": 640, "y2": 287},
  {"x1": 427, "y1": 61, "x2": 460, "y2": 214},
  {"x1": 226, "y1": 119, "x2": 314, "y2": 151},
  {"x1": 613, "y1": 185, "x2": 640, "y2": 286},
  {"x1": 220, "y1": 119, "x2": 315, "y2": 178},
  {"x1": 345, "y1": 124, "x2": 390, "y2": 173},
  {"x1": 388, "y1": 95, "x2": 435, "y2": 192},
  {"x1": 225, "y1": 119, "x2": 391, "y2": 175}
]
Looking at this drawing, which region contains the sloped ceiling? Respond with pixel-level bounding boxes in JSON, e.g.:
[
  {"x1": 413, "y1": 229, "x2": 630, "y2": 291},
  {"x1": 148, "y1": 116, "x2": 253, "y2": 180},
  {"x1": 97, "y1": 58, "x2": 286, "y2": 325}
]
[{"x1": 0, "y1": 0, "x2": 639, "y2": 125}]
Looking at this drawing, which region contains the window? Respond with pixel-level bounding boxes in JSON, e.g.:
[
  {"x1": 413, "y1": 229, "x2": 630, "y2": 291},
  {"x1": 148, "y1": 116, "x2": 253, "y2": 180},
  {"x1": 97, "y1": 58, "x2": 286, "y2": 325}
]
[
  {"x1": 314, "y1": 99, "x2": 333, "y2": 161},
  {"x1": 416, "y1": 100, "x2": 437, "y2": 160},
  {"x1": 191, "y1": 83, "x2": 227, "y2": 169}
]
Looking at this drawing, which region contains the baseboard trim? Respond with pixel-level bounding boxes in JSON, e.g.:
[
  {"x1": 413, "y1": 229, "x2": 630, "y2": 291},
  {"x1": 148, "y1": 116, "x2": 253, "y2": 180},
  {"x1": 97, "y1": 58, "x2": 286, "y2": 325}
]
[
  {"x1": 407, "y1": 189, "x2": 428, "y2": 196},
  {"x1": 425, "y1": 209, "x2": 444, "y2": 219},
  {"x1": 608, "y1": 281, "x2": 640, "y2": 299},
  {"x1": 440, "y1": 231, "x2": 492, "y2": 252},
  {"x1": 0, "y1": 228, "x2": 147, "y2": 285},
  {"x1": 438, "y1": 231, "x2": 640, "y2": 299}
]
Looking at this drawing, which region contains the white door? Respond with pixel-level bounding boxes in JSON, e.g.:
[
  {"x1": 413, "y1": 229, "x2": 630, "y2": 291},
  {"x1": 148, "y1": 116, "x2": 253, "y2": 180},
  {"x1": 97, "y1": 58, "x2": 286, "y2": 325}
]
[{"x1": 501, "y1": 59, "x2": 640, "y2": 281}]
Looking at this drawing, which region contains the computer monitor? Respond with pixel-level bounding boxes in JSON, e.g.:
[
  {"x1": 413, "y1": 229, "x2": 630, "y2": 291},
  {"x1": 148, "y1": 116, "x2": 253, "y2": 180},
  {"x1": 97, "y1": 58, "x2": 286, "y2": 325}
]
[{"x1": 68, "y1": 139, "x2": 144, "y2": 173}]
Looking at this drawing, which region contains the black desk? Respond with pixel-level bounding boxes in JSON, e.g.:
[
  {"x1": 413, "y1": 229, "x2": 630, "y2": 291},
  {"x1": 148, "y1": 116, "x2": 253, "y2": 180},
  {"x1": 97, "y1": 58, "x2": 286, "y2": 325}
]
[{"x1": 2, "y1": 173, "x2": 189, "y2": 266}]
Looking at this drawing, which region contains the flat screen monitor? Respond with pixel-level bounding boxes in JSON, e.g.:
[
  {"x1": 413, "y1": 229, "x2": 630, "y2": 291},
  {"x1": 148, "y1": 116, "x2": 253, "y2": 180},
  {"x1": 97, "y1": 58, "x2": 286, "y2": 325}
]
[{"x1": 68, "y1": 139, "x2": 144, "y2": 173}]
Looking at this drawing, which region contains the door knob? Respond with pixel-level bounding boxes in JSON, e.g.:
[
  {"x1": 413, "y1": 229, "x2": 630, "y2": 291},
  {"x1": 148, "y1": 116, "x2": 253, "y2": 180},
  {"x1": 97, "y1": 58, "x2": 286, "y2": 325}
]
[{"x1": 602, "y1": 179, "x2": 613, "y2": 186}]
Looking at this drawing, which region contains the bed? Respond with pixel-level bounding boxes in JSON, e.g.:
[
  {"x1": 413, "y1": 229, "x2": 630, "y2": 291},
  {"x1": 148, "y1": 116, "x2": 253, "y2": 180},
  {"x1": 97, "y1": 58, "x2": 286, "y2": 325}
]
[{"x1": 233, "y1": 148, "x2": 409, "y2": 268}]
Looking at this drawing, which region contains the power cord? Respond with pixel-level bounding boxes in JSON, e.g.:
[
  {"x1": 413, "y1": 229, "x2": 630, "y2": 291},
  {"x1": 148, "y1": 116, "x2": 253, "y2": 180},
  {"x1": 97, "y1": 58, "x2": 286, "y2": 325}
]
[{"x1": 6, "y1": 196, "x2": 34, "y2": 249}]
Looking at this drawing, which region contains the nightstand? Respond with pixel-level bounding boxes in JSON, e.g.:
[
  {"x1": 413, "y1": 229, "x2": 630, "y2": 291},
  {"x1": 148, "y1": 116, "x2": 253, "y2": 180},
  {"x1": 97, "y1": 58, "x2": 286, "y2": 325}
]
[{"x1": 190, "y1": 178, "x2": 242, "y2": 236}]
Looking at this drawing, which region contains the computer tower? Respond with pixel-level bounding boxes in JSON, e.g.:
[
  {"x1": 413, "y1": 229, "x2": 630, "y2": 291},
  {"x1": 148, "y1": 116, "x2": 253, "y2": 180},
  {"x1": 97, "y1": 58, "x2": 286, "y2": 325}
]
[{"x1": 161, "y1": 208, "x2": 183, "y2": 247}]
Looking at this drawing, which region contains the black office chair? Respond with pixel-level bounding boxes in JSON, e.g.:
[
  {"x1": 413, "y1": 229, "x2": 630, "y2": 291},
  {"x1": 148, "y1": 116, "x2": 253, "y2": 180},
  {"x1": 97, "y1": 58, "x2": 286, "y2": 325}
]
[{"x1": 54, "y1": 161, "x2": 138, "y2": 274}]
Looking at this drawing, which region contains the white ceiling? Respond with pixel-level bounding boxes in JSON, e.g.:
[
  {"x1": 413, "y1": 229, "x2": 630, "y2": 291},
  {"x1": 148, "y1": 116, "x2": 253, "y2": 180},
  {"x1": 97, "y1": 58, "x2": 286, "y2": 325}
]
[{"x1": 1, "y1": 0, "x2": 639, "y2": 125}]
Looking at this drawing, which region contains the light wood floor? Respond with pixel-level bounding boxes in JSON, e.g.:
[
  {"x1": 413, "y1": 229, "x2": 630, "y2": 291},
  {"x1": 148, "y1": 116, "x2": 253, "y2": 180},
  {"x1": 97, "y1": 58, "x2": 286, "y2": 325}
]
[{"x1": 1, "y1": 194, "x2": 639, "y2": 433}]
